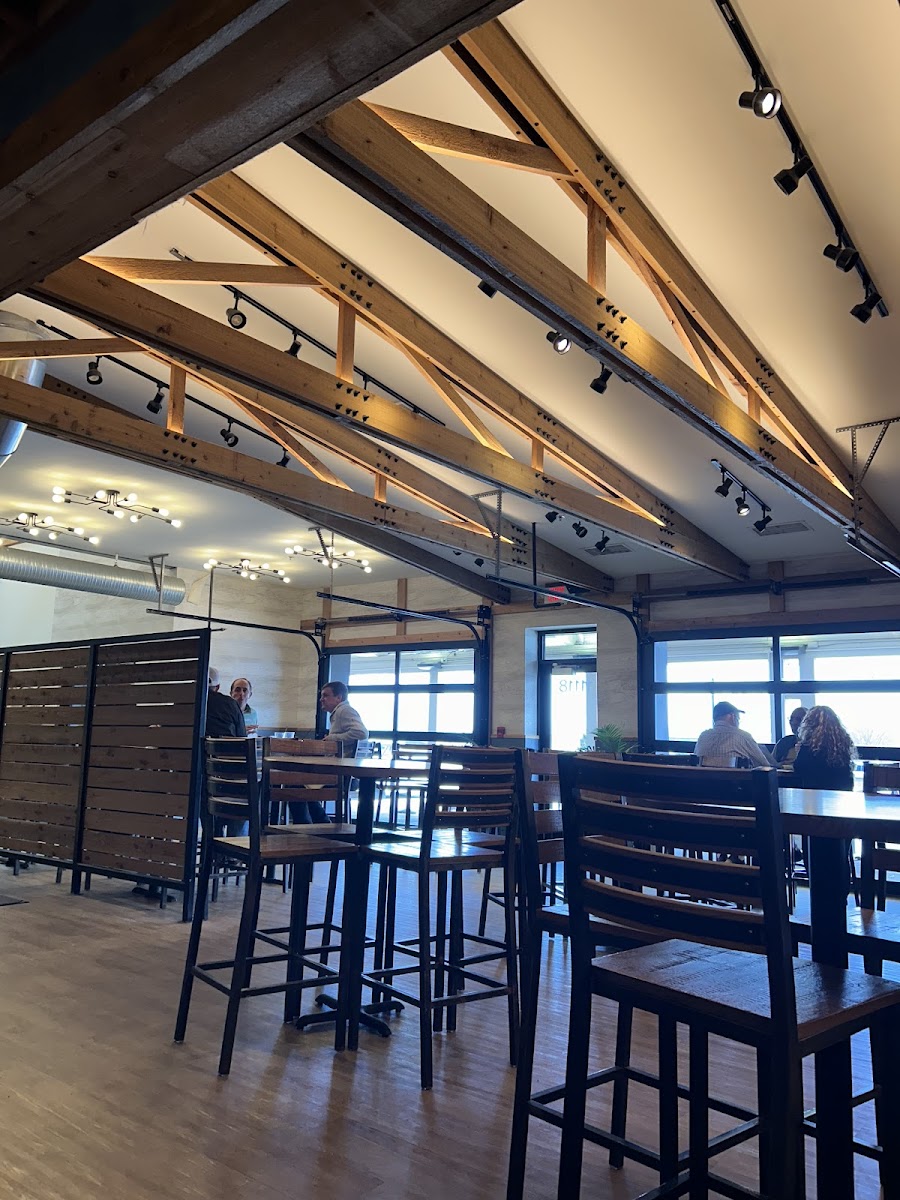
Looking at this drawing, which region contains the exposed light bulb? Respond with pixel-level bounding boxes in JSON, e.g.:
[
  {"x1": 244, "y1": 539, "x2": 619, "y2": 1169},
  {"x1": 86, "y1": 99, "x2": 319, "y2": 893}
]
[
  {"x1": 249, "y1": 573, "x2": 258, "y2": 580},
  {"x1": 261, "y1": 562, "x2": 270, "y2": 570},
  {"x1": 113, "y1": 508, "x2": 125, "y2": 519},
  {"x1": 42, "y1": 515, "x2": 54, "y2": 525},
  {"x1": 52, "y1": 494, "x2": 64, "y2": 503},
  {"x1": 282, "y1": 576, "x2": 290, "y2": 583},
  {"x1": 129, "y1": 514, "x2": 140, "y2": 523},
  {"x1": 284, "y1": 546, "x2": 295, "y2": 555},
  {"x1": 158, "y1": 508, "x2": 169, "y2": 517},
  {"x1": 170, "y1": 519, "x2": 182, "y2": 528},
  {"x1": 28, "y1": 526, "x2": 39, "y2": 536},
  {"x1": 17, "y1": 512, "x2": 27, "y2": 522},
  {"x1": 124, "y1": 492, "x2": 137, "y2": 503},
  {"x1": 52, "y1": 486, "x2": 66, "y2": 495},
  {"x1": 94, "y1": 490, "x2": 107, "y2": 501},
  {"x1": 48, "y1": 531, "x2": 57, "y2": 540},
  {"x1": 240, "y1": 570, "x2": 249, "y2": 578},
  {"x1": 208, "y1": 558, "x2": 218, "y2": 566},
  {"x1": 73, "y1": 527, "x2": 84, "y2": 536},
  {"x1": 88, "y1": 536, "x2": 100, "y2": 545},
  {"x1": 360, "y1": 559, "x2": 369, "y2": 567},
  {"x1": 363, "y1": 566, "x2": 372, "y2": 573}
]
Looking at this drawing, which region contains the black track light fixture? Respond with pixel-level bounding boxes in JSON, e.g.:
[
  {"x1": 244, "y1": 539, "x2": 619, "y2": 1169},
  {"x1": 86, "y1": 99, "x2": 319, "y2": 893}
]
[
  {"x1": 753, "y1": 509, "x2": 773, "y2": 533},
  {"x1": 285, "y1": 331, "x2": 302, "y2": 357},
  {"x1": 146, "y1": 385, "x2": 165, "y2": 415},
  {"x1": 738, "y1": 84, "x2": 782, "y2": 119},
  {"x1": 851, "y1": 289, "x2": 883, "y2": 325},
  {"x1": 220, "y1": 420, "x2": 239, "y2": 448},
  {"x1": 774, "y1": 153, "x2": 812, "y2": 196},
  {"x1": 824, "y1": 240, "x2": 859, "y2": 273},
  {"x1": 735, "y1": 493, "x2": 751, "y2": 518},
  {"x1": 225, "y1": 299, "x2": 247, "y2": 329},
  {"x1": 546, "y1": 330, "x2": 571, "y2": 354},
  {"x1": 589, "y1": 367, "x2": 613, "y2": 395},
  {"x1": 474, "y1": 557, "x2": 485, "y2": 567},
  {"x1": 714, "y1": 469, "x2": 733, "y2": 498},
  {"x1": 477, "y1": 280, "x2": 497, "y2": 298},
  {"x1": 277, "y1": 449, "x2": 290, "y2": 467},
  {"x1": 85, "y1": 357, "x2": 103, "y2": 386},
  {"x1": 545, "y1": 511, "x2": 560, "y2": 523},
  {"x1": 595, "y1": 533, "x2": 611, "y2": 554},
  {"x1": 572, "y1": 521, "x2": 588, "y2": 539}
]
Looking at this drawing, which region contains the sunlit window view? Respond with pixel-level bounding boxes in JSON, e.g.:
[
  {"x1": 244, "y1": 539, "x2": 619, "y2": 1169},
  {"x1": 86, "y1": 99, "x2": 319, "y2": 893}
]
[
  {"x1": 329, "y1": 645, "x2": 477, "y2": 746},
  {"x1": 540, "y1": 628, "x2": 598, "y2": 751},
  {"x1": 654, "y1": 631, "x2": 900, "y2": 749}
]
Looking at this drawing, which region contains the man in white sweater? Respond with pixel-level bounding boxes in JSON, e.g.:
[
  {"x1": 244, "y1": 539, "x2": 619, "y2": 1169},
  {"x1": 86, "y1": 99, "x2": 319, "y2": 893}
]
[{"x1": 320, "y1": 680, "x2": 368, "y2": 747}]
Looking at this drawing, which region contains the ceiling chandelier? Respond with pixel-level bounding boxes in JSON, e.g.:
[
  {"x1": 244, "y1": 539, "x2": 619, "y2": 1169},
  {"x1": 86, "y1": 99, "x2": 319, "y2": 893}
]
[
  {"x1": 202, "y1": 557, "x2": 291, "y2": 583},
  {"x1": 284, "y1": 530, "x2": 372, "y2": 573},
  {"x1": 1, "y1": 511, "x2": 99, "y2": 544},
  {"x1": 51, "y1": 486, "x2": 182, "y2": 527}
]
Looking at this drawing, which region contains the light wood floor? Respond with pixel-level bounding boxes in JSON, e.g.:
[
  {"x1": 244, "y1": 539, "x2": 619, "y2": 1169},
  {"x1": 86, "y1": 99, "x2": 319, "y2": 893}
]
[{"x1": 0, "y1": 863, "x2": 888, "y2": 1199}]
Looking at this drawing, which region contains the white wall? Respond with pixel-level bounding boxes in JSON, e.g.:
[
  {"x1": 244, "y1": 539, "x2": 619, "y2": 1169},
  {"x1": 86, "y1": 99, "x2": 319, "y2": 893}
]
[{"x1": 0, "y1": 578, "x2": 56, "y2": 646}]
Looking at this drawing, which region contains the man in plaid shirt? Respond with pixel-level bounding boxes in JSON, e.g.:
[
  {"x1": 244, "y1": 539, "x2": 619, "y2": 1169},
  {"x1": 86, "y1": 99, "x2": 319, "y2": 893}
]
[{"x1": 694, "y1": 700, "x2": 774, "y2": 768}]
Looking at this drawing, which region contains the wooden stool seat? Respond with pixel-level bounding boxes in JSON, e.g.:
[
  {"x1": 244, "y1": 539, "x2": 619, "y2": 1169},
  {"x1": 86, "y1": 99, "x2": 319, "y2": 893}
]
[{"x1": 593, "y1": 939, "x2": 900, "y2": 1042}]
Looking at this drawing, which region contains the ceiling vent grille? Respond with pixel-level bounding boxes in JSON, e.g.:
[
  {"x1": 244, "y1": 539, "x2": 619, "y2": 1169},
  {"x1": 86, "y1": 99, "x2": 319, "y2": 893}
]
[
  {"x1": 585, "y1": 542, "x2": 631, "y2": 556},
  {"x1": 756, "y1": 520, "x2": 811, "y2": 536}
]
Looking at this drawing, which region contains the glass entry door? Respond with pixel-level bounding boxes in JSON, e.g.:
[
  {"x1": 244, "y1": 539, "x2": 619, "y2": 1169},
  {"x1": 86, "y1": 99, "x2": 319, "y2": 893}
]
[{"x1": 538, "y1": 629, "x2": 598, "y2": 751}]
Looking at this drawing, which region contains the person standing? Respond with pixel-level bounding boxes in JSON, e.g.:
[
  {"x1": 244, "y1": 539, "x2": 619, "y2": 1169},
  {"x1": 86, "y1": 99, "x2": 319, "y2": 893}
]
[
  {"x1": 320, "y1": 680, "x2": 367, "y2": 748},
  {"x1": 230, "y1": 677, "x2": 259, "y2": 734},
  {"x1": 693, "y1": 701, "x2": 774, "y2": 768},
  {"x1": 791, "y1": 706, "x2": 855, "y2": 791}
]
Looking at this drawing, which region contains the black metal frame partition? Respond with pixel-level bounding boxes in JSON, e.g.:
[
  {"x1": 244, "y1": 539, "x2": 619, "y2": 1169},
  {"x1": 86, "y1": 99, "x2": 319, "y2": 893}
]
[
  {"x1": 639, "y1": 616, "x2": 900, "y2": 759},
  {"x1": 0, "y1": 628, "x2": 209, "y2": 920}
]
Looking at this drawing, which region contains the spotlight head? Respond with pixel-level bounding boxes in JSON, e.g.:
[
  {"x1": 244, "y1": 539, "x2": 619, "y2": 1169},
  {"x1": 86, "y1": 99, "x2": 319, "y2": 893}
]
[
  {"x1": 774, "y1": 153, "x2": 812, "y2": 196},
  {"x1": 546, "y1": 330, "x2": 571, "y2": 354},
  {"x1": 474, "y1": 557, "x2": 485, "y2": 567},
  {"x1": 225, "y1": 303, "x2": 247, "y2": 330},
  {"x1": 285, "y1": 333, "x2": 302, "y2": 357},
  {"x1": 595, "y1": 534, "x2": 610, "y2": 553},
  {"x1": 589, "y1": 367, "x2": 613, "y2": 395},
  {"x1": 714, "y1": 475, "x2": 733, "y2": 498},
  {"x1": 754, "y1": 511, "x2": 773, "y2": 533},
  {"x1": 823, "y1": 242, "x2": 859, "y2": 273},
  {"x1": 738, "y1": 86, "x2": 782, "y2": 119},
  {"x1": 277, "y1": 450, "x2": 290, "y2": 467},
  {"x1": 147, "y1": 386, "x2": 165, "y2": 415},
  {"x1": 851, "y1": 291, "x2": 882, "y2": 324},
  {"x1": 572, "y1": 521, "x2": 588, "y2": 539},
  {"x1": 735, "y1": 493, "x2": 751, "y2": 517},
  {"x1": 545, "y1": 511, "x2": 560, "y2": 523},
  {"x1": 85, "y1": 358, "x2": 103, "y2": 386},
  {"x1": 477, "y1": 280, "x2": 498, "y2": 298},
  {"x1": 220, "y1": 424, "x2": 239, "y2": 448}
]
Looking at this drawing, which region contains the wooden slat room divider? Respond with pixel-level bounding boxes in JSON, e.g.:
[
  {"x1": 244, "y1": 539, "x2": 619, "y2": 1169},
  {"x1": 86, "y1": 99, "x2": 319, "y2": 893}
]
[
  {"x1": 0, "y1": 645, "x2": 91, "y2": 865},
  {"x1": 0, "y1": 629, "x2": 209, "y2": 918}
]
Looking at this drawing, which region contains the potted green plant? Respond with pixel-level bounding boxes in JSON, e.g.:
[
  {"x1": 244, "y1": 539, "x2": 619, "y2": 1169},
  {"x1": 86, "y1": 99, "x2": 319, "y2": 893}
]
[{"x1": 590, "y1": 723, "x2": 636, "y2": 757}]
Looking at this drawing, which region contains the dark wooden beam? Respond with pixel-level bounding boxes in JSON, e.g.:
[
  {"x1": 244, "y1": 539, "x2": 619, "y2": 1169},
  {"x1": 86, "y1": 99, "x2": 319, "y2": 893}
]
[{"x1": 0, "y1": 0, "x2": 518, "y2": 300}]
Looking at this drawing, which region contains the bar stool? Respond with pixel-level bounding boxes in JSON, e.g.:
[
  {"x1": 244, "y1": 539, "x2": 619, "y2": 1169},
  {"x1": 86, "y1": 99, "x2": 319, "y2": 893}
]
[
  {"x1": 554, "y1": 757, "x2": 900, "y2": 1200},
  {"x1": 173, "y1": 737, "x2": 358, "y2": 1075},
  {"x1": 360, "y1": 746, "x2": 522, "y2": 1089}
]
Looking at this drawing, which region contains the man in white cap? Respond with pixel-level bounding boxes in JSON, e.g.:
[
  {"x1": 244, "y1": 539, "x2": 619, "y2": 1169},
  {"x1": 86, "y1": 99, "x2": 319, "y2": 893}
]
[{"x1": 694, "y1": 700, "x2": 774, "y2": 768}]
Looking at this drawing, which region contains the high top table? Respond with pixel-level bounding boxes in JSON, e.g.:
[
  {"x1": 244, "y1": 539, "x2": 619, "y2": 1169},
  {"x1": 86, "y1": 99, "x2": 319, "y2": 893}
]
[
  {"x1": 778, "y1": 786, "x2": 900, "y2": 1198},
  {"x1": 264, "y1": 755, "x2": 430, "y2": 1045}
]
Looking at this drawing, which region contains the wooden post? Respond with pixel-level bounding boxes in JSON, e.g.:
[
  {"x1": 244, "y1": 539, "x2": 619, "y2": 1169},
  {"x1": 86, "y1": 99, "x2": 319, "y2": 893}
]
[{"x1": 167, "y1": 365, "x2": 186, "y2": 435}]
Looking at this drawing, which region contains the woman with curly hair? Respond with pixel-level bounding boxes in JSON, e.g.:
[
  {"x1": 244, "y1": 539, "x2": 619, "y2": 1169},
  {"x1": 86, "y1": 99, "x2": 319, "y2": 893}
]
[{"x1": 792, "y1": 705, "x2": 855, "y2": 791}]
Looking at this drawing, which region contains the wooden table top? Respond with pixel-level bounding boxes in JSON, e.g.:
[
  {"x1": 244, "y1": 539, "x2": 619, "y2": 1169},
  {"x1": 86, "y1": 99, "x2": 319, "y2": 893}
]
[
  {"x1": 264, "y1": 755, "x2": 428, "y2": 780},
  {"x1": 780, "y1": 787, "x2": 900, "y2": 839}
]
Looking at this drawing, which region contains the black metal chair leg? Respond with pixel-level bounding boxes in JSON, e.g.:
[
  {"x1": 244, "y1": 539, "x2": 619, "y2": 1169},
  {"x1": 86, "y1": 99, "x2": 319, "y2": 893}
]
[
  {"x1": 371, "y1": 862, "x2": 389, "y2": 1007},
  {"x1": 174, "y1": 842, "x2": 214, "y2": 1043},
  {"x1": 218, "y1": 860, "x2": 262, "y2": 1077},
  {"x1": 556, "y1": 962, "x2": 592, "y2": 1200},
  {"x1": 447, "y1": 870, "x2": 464, "y2": 1033},
  {"x1": 284, "y1": 860, "x2": 311, "y2": 1024},
  {"x1": 658, "y1": 1015, "x2": 679, "y2": 1185},
  {"x1": 417, "y1": 868, "x2": 434, "y2": 1090},
  {"x1": 433, "y1": 872, "x2": 448, "y2": 1033},
  {"x1": 478, "y1": 866, "x2": 492, "y2": 937},
  {"x1": 688, "y1": 1025, "x2": 709, "y2": 1200},
  {"x1": 814, "y1": 1039, "x2": 854, "y2": 1200},
  {"x1": 871, "y1": 1011, "x2": 900, "y2": 1196},
  {"x1": 502, "y1": 857, "x2": 520, "y2": 1067},
  {"x1": 608, "y1": 1003, "x2": 634, "y2": 1168},
  {"x1": 506, "y1": 927, "x2": 541, "y2": 1200},
  {"x1": 320, "y1": 858, "x2": 339, "y2": 967}
]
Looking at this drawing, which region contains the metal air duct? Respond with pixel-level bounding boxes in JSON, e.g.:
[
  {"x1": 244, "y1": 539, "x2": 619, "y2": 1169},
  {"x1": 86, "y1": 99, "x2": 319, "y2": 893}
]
[
  {"x1": 0, "y1": 310, "x2": 56, "y2": 467},
  {"x1": 0, "y1": 548, "x2": 186, "y2": 605}
]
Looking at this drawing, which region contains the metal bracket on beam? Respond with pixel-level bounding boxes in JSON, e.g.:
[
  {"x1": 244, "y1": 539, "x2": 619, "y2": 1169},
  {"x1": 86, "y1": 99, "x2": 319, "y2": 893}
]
[{"x1": 837, "y1": 415, "x2": 900, "y2": 544}]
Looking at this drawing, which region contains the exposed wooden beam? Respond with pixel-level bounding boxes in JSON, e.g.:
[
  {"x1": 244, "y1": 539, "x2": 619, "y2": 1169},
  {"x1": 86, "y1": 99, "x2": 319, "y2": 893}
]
[
  {"x1": 393, "y1": 339, "x2": 513, "y2": 457},
  {"x1": 222, "y1": 395, "x2": 352, "y2": 490},
  {"x1": 192, "y1": 174, "x2": 745, "y2": 577},
  {"x1": 166, "y1": 365, "x2": 186, "y2": 436},
  {"x1": 0, "y1": 337, "x2": 137, "y2": 360},
  {"x1": 83, "y1": 258, "x2": 318, "y2": 286},
  {"x1": 296, "y1": 102, "x2": 900, "y2": 563},
  {"x1": 0, "y1": 372, "x2": 590, "y2": 587},
  {"x1": 0, "y1": 0, "x2": 520, "y2": 300},
  {"x1": 586, "y1": 200, "x2": 607, "y2": 293},
  {"x1": 454, "y1": 21, "x2": 853, "y2": 492},
  {"x1": 335, "y1": 301, "x2": 356, "y2": 383},
  {"x1": 367, "y1": 103, "x2": 572, "y2": 178},
  {"x1": 28, "y1": 258, "x2": 744, "y2": 577},
  {"x1": 530, "y1": 438, "x2": 544, "y2": 472},
  {"x1": 374, "y1": 474, "x2": 388, "y2": 504}
]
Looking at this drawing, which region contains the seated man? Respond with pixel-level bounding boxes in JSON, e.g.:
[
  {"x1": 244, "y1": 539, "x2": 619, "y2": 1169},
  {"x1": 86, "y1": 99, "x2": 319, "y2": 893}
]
[
  {"x1": 694, "y1": 701, "x2": 774, "y2": 768},
  {"x1": 320, "y1": 680, "x2": 367, "y2": 749},
  {"x1": 773, "y1": 705, "x2": 808, "y2": 766}
]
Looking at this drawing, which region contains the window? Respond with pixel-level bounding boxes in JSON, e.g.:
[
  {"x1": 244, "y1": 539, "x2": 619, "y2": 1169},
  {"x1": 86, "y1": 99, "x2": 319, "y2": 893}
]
[
  {"x1": 538, "y1": 628, "x2": 597, "y2": 752},
  {"x1": 651, "y1": 627, "x2": 900, "y2": 754},
  {"x1": 327, "y1": 644, "x2": 478, "y2": 747}
]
